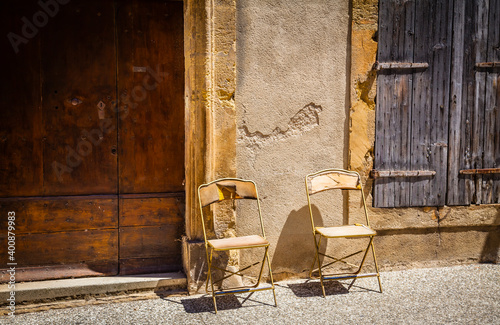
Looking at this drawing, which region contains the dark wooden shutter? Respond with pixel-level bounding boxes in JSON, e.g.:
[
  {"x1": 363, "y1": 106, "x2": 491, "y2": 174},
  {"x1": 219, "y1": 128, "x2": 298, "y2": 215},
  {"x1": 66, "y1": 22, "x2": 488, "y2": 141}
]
[
  {"x1": 375, "y1": 0, "x2": 453, "y2": 207},
  {"x1": 447, "y1": 0, "x2": 500, "y2": 205},
  {"x1": 375, "y1": 0, "x2": 414, "y2": 208}
]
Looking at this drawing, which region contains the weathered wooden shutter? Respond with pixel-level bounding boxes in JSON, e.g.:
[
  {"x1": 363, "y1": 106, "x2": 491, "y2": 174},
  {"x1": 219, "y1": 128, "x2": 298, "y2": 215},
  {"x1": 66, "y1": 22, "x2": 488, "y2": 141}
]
[
  {"x1": 375, "y1": 0, "x2": 453, "y2": 207},
  {"x1": 447, "y1": 0, "x2": 500, "y2": 205}
]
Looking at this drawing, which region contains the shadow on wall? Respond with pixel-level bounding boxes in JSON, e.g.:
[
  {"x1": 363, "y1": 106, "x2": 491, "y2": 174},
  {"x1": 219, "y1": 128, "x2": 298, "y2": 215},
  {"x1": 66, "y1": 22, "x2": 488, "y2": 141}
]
[
  {"x1": 481, "y1": 210, "x2": 500, "y2": 263},
  {"x1": 271, "y1": 205, "x2": 324, "y2": 274}
]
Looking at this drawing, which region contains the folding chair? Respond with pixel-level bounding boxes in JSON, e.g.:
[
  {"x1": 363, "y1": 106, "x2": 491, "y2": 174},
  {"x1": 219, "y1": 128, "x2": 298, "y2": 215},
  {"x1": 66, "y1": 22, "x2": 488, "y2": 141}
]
[
  {"x1": 305, "y1": 169, "x2": 382, "y2": 296},
  {"x1": 198, "y1": 178, "x2": 277, "y2": 313}
]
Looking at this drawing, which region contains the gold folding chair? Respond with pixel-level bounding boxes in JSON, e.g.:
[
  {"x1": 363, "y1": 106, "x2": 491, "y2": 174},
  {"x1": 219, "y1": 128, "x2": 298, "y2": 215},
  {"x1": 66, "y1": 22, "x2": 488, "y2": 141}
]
[
  {"x1": 305, "y1": 169, "x2": 382, "y2": 296},
  {"x1": 198, "y1": 178, "x2": 277, "y2": 313}
]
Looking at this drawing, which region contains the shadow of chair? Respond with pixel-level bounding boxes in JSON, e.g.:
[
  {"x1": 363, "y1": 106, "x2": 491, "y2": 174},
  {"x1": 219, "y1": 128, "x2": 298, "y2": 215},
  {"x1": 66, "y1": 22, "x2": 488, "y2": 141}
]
[{"x1": 271, "y1": 204, "x2": 324, "y2": 276}]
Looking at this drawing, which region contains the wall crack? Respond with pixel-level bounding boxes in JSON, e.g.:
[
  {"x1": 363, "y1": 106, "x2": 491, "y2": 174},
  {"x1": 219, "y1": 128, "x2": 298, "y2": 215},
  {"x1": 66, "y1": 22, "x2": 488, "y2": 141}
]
[{"x1": 238, "y1": 102, "x2": 323, "y2": 149}]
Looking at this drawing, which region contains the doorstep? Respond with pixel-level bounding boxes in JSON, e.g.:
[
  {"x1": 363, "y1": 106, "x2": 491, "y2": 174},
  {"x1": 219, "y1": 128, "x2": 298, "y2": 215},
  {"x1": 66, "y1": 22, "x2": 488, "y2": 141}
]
[{"x1": 0, "y1": 272, "x2": 187, "y2": 304}]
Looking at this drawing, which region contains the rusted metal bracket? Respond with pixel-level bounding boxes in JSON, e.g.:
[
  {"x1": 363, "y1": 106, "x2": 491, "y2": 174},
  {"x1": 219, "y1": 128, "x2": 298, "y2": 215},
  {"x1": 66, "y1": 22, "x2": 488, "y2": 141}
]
[
  {"x1": 374, "y1": 61, "x2": 429, "y2": 71},
  {"x1": 371, "y1": 170, "x2": 436, "y2": 179},
  {"x1": 459, "y1": 168, "x2": 500, "y2": 175},
  {"x1": 475, "y1": 62, "x2": 500, "y2": 68}
]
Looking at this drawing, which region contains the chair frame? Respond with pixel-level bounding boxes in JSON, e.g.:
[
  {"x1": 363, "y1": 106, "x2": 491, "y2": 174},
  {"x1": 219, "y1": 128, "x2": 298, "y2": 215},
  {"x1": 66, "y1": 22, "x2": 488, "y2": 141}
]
[
  {"x1": 305, "y1": 168, "x2": 382, "y2": 296},
  {"x1": 198, "y1": 178, "x2": 277, "y2": 313}
]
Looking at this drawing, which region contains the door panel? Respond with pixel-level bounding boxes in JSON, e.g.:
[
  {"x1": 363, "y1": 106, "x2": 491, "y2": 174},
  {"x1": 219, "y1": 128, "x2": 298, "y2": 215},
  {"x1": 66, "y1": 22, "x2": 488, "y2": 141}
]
[
  {"x1": 118, "y1": 196, "x2": 184, "y2": 274},
  {"x1": 0, "y1": 1, "x2": 43, "y2": 197},
  {"x1": 116, "y1": 0, "x2": 185, "y2": 275},
  {"x1": 0, "y1": 197, "x2": 119, "y2": 282},
  {"x1": 116, "y1": 0, "x2": 185, "y2": 194},
  {"x1": 41, "y1": 0, "x2": 118, "y2": 195}
]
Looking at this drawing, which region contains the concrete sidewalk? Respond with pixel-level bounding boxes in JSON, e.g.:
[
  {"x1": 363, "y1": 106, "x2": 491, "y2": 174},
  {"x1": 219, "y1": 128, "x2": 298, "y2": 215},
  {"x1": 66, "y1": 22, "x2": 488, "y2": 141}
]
[
  {"x1": 0, "y1": 272, "x2": 186, "y2": 303},
  {"x1": 1, "y1": 264, "x2": 499, "y2": 324}
]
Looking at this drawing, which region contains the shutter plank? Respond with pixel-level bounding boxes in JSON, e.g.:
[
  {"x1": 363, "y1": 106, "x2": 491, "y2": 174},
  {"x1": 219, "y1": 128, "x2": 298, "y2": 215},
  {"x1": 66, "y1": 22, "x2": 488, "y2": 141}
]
[
  {"x1": 410, "y1": 0, "x2": 432, "y2": 206},
  {"x1": 472, "y1": 0, "x2": 490, "y2": 204},
  {"x1": 375, "y1": 0, "x2": 394, "y2": 208},
  {"x1": 374, "y1": 0, "x2": 414, "y2": 208},
  {"x1": 447, "y1": 0, "x2": 466, "y2": 205},
  {"x1": 411, "y1": 0, "x2": 452, "y2": 206},
  {"x1": 430, "y1": 0, "x2": 453, "y2": 206},
  {"x1": 398, "y1": 0, "x2": 415, "y2": 207},
  {"x1": 482, "y1": 0, "x2": 500, "y2": 204},
  {"x1": 461, "y1": 0, "x2": 478, "y2": 204}
]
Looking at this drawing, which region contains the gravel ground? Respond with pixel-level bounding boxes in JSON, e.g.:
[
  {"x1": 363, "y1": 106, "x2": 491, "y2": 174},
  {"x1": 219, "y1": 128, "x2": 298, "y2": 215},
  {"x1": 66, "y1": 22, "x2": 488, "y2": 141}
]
[{"x1": 1, "y1": 264, "x2": 499, "y2": 325}]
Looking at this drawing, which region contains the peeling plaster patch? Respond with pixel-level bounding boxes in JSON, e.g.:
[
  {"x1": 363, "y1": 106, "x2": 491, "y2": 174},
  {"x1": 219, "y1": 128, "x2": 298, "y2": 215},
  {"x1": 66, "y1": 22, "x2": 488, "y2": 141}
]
[
  {"x1": 356, "y1": 68, "x2": 377, "y2": 110},
  {"x1": 238, "y1": 103, "x2": 323, "y2": 149}
]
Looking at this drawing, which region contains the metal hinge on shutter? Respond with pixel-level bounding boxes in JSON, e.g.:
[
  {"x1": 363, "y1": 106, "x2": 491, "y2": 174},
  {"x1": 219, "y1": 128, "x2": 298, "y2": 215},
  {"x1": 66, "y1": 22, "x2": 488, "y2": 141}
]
[
  {"x1": 371, "y1": 170, "x2": 436, "y2": 179},
  {"x1": 459, "y1": 168, "x2": 500, "y2": 175},
  {"x1": 475, "y1": 62, "x2": 500, "y2": 69},
  {"x1": 374, "y1": 61, "x2": 429, "y2": 71}
]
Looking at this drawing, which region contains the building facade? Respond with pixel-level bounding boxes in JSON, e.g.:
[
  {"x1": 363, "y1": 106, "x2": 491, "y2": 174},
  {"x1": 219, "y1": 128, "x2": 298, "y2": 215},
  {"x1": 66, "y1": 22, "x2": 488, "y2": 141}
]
[{"x1": 1, "y1": 0, "x2": 498, "y2": 292}]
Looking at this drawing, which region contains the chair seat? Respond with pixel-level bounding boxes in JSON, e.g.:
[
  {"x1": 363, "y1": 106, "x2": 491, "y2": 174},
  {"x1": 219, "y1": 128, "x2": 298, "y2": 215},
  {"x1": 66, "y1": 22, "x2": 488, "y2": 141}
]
[
  {"x1": 208, "y1": 235, "x2": 269, "y2": 250},
  {"x1": 315, "y1": 224, "x2": 376, "y2": 238}
]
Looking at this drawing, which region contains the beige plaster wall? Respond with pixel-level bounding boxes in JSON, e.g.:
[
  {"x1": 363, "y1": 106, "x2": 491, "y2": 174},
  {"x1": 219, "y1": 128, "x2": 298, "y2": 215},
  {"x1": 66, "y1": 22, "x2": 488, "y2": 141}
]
[{"x1": 235, "y1": 0, "x2": 351, "y2": 277}]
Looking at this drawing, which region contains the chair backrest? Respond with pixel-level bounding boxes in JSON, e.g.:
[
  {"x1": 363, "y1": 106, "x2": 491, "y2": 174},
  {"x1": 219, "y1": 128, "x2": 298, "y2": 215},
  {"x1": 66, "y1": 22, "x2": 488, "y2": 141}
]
[
  {"x1": 306, "y1": 169, "x2": 361, "y2": 194},
  {"x1": 198, "y1": 178, "x2": 265, "y2": 243},
  {"x1": 199, "y1": 179, "x2": 258, "y2": 207},
  {"x1": 305, "y1": 169, "x2": 370, "y2": 230}
]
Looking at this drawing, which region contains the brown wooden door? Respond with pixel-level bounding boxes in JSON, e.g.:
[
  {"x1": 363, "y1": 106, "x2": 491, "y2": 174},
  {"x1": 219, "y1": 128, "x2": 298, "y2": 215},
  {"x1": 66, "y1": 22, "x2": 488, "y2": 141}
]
[{"x1": 0, "y1": 0, "x2": 184, "y2": 282}]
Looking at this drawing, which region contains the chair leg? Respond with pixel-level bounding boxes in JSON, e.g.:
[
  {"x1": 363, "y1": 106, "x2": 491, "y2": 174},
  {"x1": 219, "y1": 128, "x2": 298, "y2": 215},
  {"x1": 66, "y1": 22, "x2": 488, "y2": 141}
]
[
  {"x1": 313, "y1": 235, "x2": 326, "y2": 297},
  {"x1": 347, "y1": 237, "x2": 374, "y2": 291},
  {"x1": 264, "y1": 248, "x2": 277, "y2": 307},
  {"x1": 255, "y1": 247, "x2": 268, "y2": 286},
  {"x1": 309, "y1": 235, "x2": 322, "y2": 278},
  {"x1": 206, "y1": 248, "x2": 218, "y2": 313},
  {"x1": 370, "y1": 240, "x2": 383, "y2": 293},
  {"x1": 309, "y1": 246, "x2": 319, "y2": 278}
]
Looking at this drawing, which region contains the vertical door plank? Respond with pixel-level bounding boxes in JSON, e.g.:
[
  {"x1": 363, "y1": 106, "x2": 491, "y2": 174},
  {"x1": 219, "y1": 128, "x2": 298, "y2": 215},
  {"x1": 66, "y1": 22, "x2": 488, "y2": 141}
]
[
  {"x1": 41, "y1": 0, "x2": 118, "y2": 195},
  {"x1": 116, "y1": 0, "x2": 185, "y2": 195},
  {"x1": 482, "y1": 0, "x2": 500, "y2": 203},
  {"x1": 0, "y1": 2, "x2": 43, "y2": 197}
]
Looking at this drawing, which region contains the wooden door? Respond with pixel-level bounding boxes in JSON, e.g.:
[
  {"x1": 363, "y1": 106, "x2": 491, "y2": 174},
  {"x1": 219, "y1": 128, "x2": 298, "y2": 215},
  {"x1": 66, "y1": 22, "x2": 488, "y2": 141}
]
[{"x1": 0, "y1": 0, "x2": 184, "y2": 282}]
